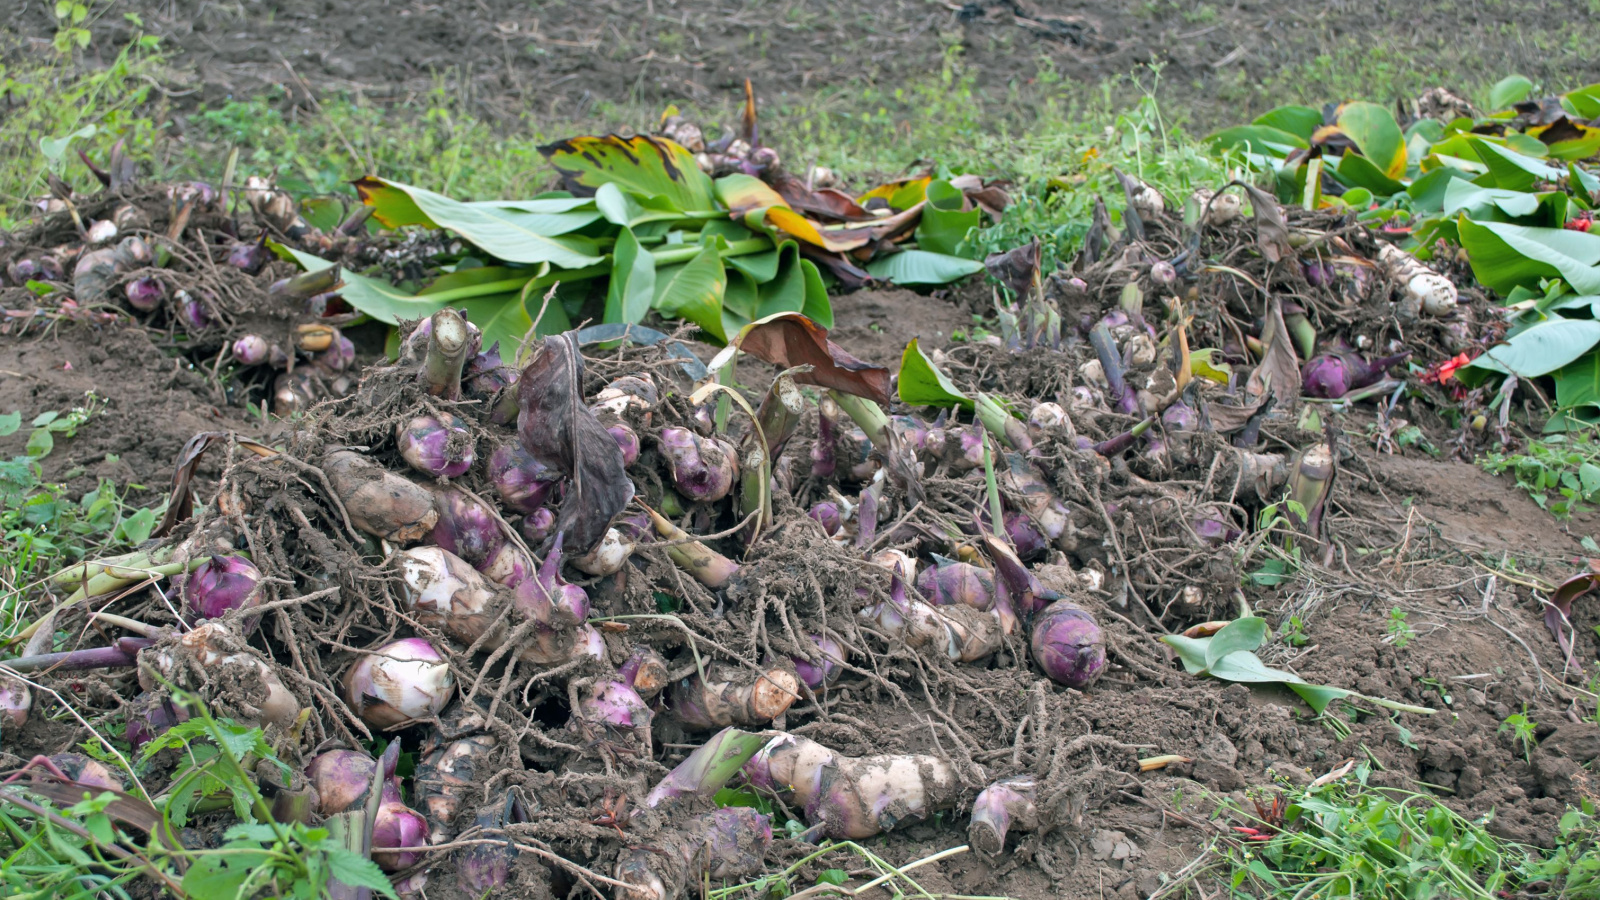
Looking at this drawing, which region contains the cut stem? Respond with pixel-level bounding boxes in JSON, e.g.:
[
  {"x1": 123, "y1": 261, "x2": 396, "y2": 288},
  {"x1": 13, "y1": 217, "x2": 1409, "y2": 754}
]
[
  {"x1": 642, "y1": 505, "x2": 741, "y2": 589},
  {"x1": 423, "y1": 308, "x2": 472, "y2": 399}
]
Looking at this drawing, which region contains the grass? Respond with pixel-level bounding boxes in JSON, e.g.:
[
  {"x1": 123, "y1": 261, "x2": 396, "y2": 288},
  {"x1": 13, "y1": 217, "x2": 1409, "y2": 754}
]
[
  {"x1": 1177, "y1": 768, "x2": 1600, "y2": 900},
  {"x1": 1480, "y1": 427, "x2": 1600, "y2": 524}
]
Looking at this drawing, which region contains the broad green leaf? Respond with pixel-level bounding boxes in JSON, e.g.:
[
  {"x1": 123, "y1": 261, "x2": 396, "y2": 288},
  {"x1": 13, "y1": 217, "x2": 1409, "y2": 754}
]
[
  {"x1": 1565, "y1": 84, "x2": 1600, "y2": 120},
  {"x1": 593, "y1": 183, "x2": 686, "y2": 228},
  {"x1": 1285, "y1": 683, "x2": 1349, "y2": 715},
  {"x1": 1330, "y1": 152, "x2": 1404, "y2": 197},
  {"x1": 1582, "y1": 461, "x2": 1600, "y2": 496},
  {"x1": 1469, "y1": 139, "x2": 1565, "y2": 191},
  {"x1": 539, "y1": 134, "x2": 716, "y2": 213},
  {"x1": 0, "y1": 411, "x2": 19, "y2": 437},
  {"x1": 1253, "y1": 105, "x2": 1322, "y2": 141},
  {"x1": 456, "y1": 293, "x2": 535, "y2": 357},
  {"x1": 1504, "y1": 132, "x2": 1551, "y2": 159},
  {"x1": 1158, "y1": 633, "x2": 1211, "y2": 675},
  {"x1": 725, "y1": 247, "x2": 781, "y2": 283},
  {"x1": 605, "y1": 227, "x2": 656, "y2": 326},
  {"x1": 1203, "y1": 617, "x2": 1268, "y2": 669},
  {"x1": 1441, "y1": 180, "x2": 1567, "y2": 226},
  {"x1": 1206, "y1": 125, "x2": 1305, "y2": 156},
  {"x1": 1487, "y1": 75, "x2": 1535, "y2": 110},
  {"x1": 300, "y1": 197, "x2": 347, "y2": 233},
  {"x1": 1336, "y1": 102, "x2": 1406, "y2": 179},
  {"x1": 865, "y1": 249, "x2": 984, "y2": 285},
  {"x1": 354, "y1": 177, "x2": 603, "y2": 268},
  {"x1": 721, "y1": 268, "x2": 760, "y2": 336},
  {"x1": 1464, "y1": 317, "x2": 1600, "y2": 377},
  {"x1": 915, "y1": 179, "x2": 981, "y2": 257},
  {"x1": 897, "y1": 337, "x2": 972, "y2": 409},
  {"x1": 272, "y1": 244, "x2": 447, "y2": 326},
  {"x1": 1554, "y1": 353, "x2": 1600, "y2": 409},
  {"x1": 653, "y1": 245, "x2": 728, "y2": 342},
  {"x1": 798, "y1": 258, "x2": 833, "y2": 330},
  {"x1": 1206, "y1": 650, "x2": 1305, "y2": 684},
  {"x1": 1458, "y1": 219, "x2": 1600, "y2": 294},
  {"x1": 470, "y1": 199, "x2": 603, "y2": 236},
  {"x1": 1539, "y1": 124, "x2": 1600, "y2": 162},
  {"x1": 754, "y1": 244, "x2": 808, "y2": 320}
]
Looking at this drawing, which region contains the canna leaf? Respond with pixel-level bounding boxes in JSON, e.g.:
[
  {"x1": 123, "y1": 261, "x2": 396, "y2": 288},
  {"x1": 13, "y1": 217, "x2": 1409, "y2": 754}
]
[
  {"x1": 898, "y1": 337, "x2": 972, "y2": 410},
  {"x1": 272, "y1": 243, "x2": 447, "y2": 324},
  {"x1": 594, "y1": 182, "x2": 687, "y2": 228},
  {"x1": 1487, "y1": 74, "x2": 1535, "y2": 110},
  {"x1": 653, "y1": 244, "x2": 728, "y2": 342},
  {"x1": 752, "y1": 206, "x2": 875, "y2": 253},
  {"x1": 538, "y1": 134, "x2": 716, "y2": 213},
  {"x1": 605, "y1": 227, "x2": 657, "y2": 326},
  {"x1": 1468, "y1": 139, "x2": 1566, "y2": 192},
  {"x1": 714, "y1": 173, "x2": 789, "y2": 219},
  {"x1": 857, "y1": 176, "x2": 932, "y2": 210},
  {"x1": 1253, "y1": 105, "x2": 1322, "y2": 141},
  {"x1": 353, "y1": 177, "x2": 604, "y2": 268},
  {"x1": 865, "y1": 249, "x2": 985, "y2": 285},
  {"x1": 1554, "y1": 353, "x2": 1600, "y2": 409},
  {"x1": 914, "y1": 179, "x2": 981, "y2": 257},
  {"x1": 1334, "y1": 102, "x2": 1407, "y2": 179},
  {"x1": 1458, "y1": 219, "x2": 1600, "y2": 295}
]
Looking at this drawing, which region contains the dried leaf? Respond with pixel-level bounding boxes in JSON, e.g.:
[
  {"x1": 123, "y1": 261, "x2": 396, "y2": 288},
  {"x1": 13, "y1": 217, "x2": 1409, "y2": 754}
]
[
  {"x1": 156, "y1": 432, "x2": 278, "y2": 538},
  {"x1": 1078, "y1": 197, "x2": 1114, "y2": 268},
  {"x1": 770, "y1": 174, "x2": 874, "y2": 222},
  {"x1": 710, "y1": 313, "x2": 890, "y2": 405},
  {"x1": 1204, "y1": 297, "x2": 1301, "y2": 434},
  {"x1": 517, "y1": 335, "x2": 635, "y2": 552},
  {"x1": 1547, "y1": 562, "x2": 1600, "y2": 674},
  {"x1": 984, "y1": 240, "x2": 1040, "y2": 298},
  {"x1": 1113, "y1": 170, "x2": 1147, "y2": 243},
  {"x1": 1236, "y1": 182, "x2": 1292, "y2": 264}
]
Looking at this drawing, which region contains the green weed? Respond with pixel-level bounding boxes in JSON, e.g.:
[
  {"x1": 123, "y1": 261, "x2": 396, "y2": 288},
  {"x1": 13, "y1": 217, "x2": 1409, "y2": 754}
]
[{"x1": 1480, "y1": 429, "x2": 1600, "y2": 519}]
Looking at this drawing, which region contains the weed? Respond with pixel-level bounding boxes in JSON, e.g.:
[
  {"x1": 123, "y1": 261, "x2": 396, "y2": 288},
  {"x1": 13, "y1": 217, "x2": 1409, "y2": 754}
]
[
  {"x1": 0, "y1": 395, "x2": 161, "y2": 630},
  {"x1": 1278, "y1": 615, "x2": 1309, "y2": 648},
  {"x1": 1216, "y1": 768, "x2": 1534, "y2": 900},
  {"x1": 1385, "y1": 608, "x2": 1416, "y2": 649},
  {"x1": 1480, "y1": 430, "x2": 1600, "y2": 519},
  {"x1": 1499, "y1": 706, "x2": 1538, "y2": 762}
]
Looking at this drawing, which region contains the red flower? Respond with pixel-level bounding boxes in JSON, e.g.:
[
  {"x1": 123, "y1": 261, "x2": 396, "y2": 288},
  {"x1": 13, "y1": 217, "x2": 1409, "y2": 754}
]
[{"x1": 1422, "y1": 351, "x2": 1476, "y2": 385}]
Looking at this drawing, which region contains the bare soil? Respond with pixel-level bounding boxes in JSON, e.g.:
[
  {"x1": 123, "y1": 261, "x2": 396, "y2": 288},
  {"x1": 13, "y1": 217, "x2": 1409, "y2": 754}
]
[{"x1": 8, "y1": 1, "x2": 1600, "y2": 131}]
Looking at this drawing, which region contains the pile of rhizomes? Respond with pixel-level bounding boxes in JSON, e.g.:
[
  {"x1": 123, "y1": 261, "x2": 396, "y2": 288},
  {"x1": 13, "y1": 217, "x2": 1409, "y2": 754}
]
[
  {"x1": 0, "y1": 176, "x2": 1484, "y2": 899},
  {"x1": 0, "y1": 154, "x2": 386, "y2": 415}
]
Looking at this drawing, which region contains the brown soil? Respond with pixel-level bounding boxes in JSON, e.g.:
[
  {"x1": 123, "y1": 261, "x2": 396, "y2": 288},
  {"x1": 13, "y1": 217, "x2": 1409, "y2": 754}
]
[{"x1": 9, "y1": 1, "x2": 1597, "y2": 131}]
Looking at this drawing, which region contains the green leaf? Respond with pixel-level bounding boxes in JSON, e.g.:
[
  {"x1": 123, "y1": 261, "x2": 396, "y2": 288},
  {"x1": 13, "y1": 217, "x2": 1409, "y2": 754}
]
[
  {"x1": 1286, "y1": 683, "x2": 1352, "y2": 715},
  {"x1": 897, "y1": 337, "x2": 972, "y2": 409},
  {"x1": 865, "y1": 250, "x2": 984, "y2": 286},
  {"x1": 25, "y1": 429, "x2": 53, "y2": 459},
  {"x1": 0, "y1": 411, "x2": 19, "y2": 437},
  {"x1": 1204, "y1": 617, "x2": 1268, "y2": 669},
  {"x1": 327, "y1": 849, "x2": 399, "y2": 899},
  {"x1": 272, "y1": 243, "x2": 450, "y2": 325},
  {"x1": 915, "y1": 179, "x2": 982, "y2": 256},
  {"x1": 816, "y1": 869, "x2": 849, "y2": 887},
  {"x1": 593, "y1": 183, "x2": 686, "y2": 228},
  {"x1": 605, "y1": 228, "x2": 657, "y2": 326},
  {"x1": 1206, "y1": 125, "x2": 1305, "y2": 156},
  {"x1": 354, "y1": 177, "x2": 604, "y2": 268},
  {"x1": 1458, "y1": 219, "x2": 1600, "y2": 295},
  {"x1": 1206, "y1": 650, "x2": 1305, "y2": 684},
  {"x1": 1465, "y1": 318, "x2": 1600, "y2": 377},
  {"x1": 798, "y1": 259, "x2": 832, "y2": 330},
  {"x1": 1488, "y1": 75, "x2": 1535, "y2": 110},
  {"x1": 1554, "y1": 353, "x2": 1600, "y2": 409},
  {"x1": 1580, "y1": 462, "x2": 1600, "y2": 497},
  {"x1": 1441, "y1": 180, "x2": 1566, "y2": 225},
  {"x1": 725, "y1": 248, "x2": 781, "y2": 283},
  {"x1": 182, "y1": 848, "x2": 272, "y2": 898},
  {"x1": 721, "y1": 268, "x2": 760, "y2": 336},
  {"x1": 416, "y1": 265, "x2": 542, "y2": 354},
  {"x1": 39, "y1": 124, "x2": 95, "y2": 164},
  {"x1": 1407, "y1": 166, "x2": 1476, "y2": 214},
  {"x1": 1469, "y1": 139, "x2": 1566, "y2": 192},
  {"x1": 1336, "y1": 102, "x2": 1407, "y2": 179},
  {"x1": 653, "y1": 245, "x2": 728, "y2": 342},
  {"x1": 114, "y1": 507, "x2": 156, "y2": 545},
  {"x1": 1330, "y1": 153, "x2": 1404, "y2": 197},
  {"x1": 1159, "y1": 633, "x2": 1212, "y2": 675},
  {"x1": 539, "y1": 134, "x2": 716, "y2": 213},
  {"x1": 753, "y1": 243, "x2": 808, "y2": 320},
  {"x1": 1254, "y1": 105, "x2": 1322, "y2": 141}
]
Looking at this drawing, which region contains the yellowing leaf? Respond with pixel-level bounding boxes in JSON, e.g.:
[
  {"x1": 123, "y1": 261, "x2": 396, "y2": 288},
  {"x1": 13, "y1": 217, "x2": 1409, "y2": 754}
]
[{"x1": 538, "y1": 134, "x2": 716, "y2": 213}]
